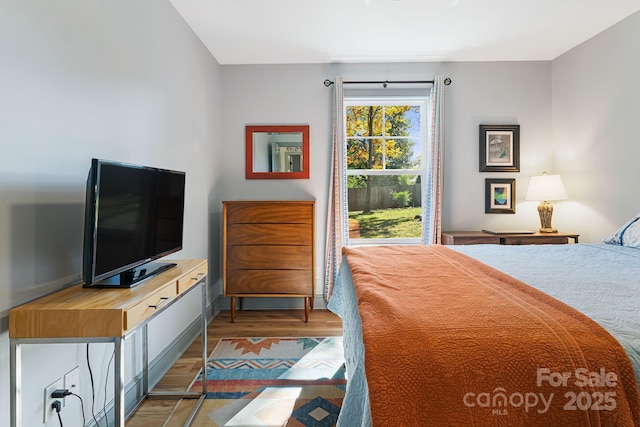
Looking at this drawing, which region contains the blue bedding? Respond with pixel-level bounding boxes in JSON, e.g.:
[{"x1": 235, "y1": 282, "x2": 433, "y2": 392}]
[{"x1": 328, "y1": 243, "x2": 640, "y2": 427}]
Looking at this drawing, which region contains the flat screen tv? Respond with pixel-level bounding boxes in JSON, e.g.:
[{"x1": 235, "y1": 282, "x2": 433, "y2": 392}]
[{"x1": 82, "y1": 158, "x2": 186, "y2": 288}]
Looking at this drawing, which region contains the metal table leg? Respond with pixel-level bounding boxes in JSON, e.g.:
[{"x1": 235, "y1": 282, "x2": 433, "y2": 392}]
[
  {"x1": 10, "y1": 339, "x2": 21, "y2": 427},
  {"x1": 114, "y1": 337, "x2": 125, "y2": 427}
]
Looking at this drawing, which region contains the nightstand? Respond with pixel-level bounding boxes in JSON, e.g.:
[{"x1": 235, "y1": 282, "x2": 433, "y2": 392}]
[{"x1": 441, "y1": 231, "x2": 579, "y2": 245}]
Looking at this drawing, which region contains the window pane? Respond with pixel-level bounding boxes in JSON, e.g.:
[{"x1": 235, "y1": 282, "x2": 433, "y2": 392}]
[
  {"x1": 384, "y1": 106, "x2": 421, "y2": 137},
  {"x1": 347, "y1": 174, "x2": 422, "y2": 239},
  {"x1": 346, "y1": 105, "x2": 383, "y2": 137},
  {"x1": 347, "y1": 138, "x2": 383, "y2": 170},
  {"x1": 385, "y1": 138, "x2": 421, "y2": 170}
]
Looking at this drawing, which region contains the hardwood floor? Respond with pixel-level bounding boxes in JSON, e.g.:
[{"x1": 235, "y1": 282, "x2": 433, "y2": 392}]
[{"x1": 126, "y1": 309, "x2": 343, "y2": 426}]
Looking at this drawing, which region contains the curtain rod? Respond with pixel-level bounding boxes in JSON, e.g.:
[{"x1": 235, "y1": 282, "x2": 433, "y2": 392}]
[{"x1": 323, "y1": 78, "x2": 451, "y2": 87}]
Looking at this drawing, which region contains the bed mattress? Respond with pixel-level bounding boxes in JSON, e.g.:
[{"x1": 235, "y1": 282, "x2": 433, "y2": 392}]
[{"x1": 328, "y1": 243, "x2": 640, "y2": 426}]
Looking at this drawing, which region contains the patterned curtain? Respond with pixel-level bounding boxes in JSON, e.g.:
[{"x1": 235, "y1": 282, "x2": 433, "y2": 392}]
[
  {"x1": 423, "y1": 76, "x2": 446, "y2": 244},
  {"x1": 323, "y1": 77, "x2": 348, "y2": 302}
]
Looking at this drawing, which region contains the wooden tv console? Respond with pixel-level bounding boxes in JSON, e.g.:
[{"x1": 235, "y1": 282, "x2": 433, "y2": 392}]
[{"x1": 9, "y1": 259, "x2": 208, "y2": 427}]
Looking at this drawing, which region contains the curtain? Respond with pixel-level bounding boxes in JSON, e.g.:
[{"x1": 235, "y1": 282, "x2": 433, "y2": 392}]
[
  {"x1": 323, "y1": 77, "x2": 348, "y2": 302},
  {"x1": 423, "y1": 75, "x2": 446, "y2": 244}
]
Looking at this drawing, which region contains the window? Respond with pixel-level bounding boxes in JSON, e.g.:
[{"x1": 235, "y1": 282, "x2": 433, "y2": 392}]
[{"x1": 345, "y1": 96, "x2": 429, "y2": 243}]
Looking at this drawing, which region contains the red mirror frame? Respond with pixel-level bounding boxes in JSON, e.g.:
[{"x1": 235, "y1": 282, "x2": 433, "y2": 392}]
[{"x1": 245, "y1": 125, "x2": 310, "y2": 179}]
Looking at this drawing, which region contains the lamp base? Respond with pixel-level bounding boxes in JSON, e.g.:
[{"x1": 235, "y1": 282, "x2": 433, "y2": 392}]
[
  {"x1": 537, "y1": 201, "x2": 557, "y2": 233},
  {"x1": 538, "y1": 227, "x2": 558, "y2": 233}
]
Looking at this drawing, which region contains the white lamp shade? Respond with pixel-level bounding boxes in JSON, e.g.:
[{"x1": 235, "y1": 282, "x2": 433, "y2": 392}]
[{"x1": 525, "y1": 174, "x2": 568, "y2": 201}]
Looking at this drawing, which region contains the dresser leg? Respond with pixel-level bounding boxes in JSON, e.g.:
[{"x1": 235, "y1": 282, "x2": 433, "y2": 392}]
[
  {"x1": 309, "y1": 296, "x2": 314, "y2": 309},
  {"x1": 230, "y1": 297, "x2": 236, "y2": 323},
  {"x1": 239, "y1": 297, "x2": 243, "y2": 310},
  {"x1": 304, "y1": 297, "x2": 309, "y2": 323}
]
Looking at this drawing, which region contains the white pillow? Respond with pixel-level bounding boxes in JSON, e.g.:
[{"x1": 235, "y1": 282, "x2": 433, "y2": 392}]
[{"x1": 604, "y1": 213, "x2": 640, "y2": 246}]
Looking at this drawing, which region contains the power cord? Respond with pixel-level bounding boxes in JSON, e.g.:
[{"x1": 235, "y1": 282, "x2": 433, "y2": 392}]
[
  {"x1": 70, "y1": 393, "x2": 87, "y2": 427},
  {"x1": 51, "y1": 400, "x2": 63, "y2": 426},
  {"x1": 87, "y1": 343, "x2": 115, "y2": 427},
  {"x1": 51, "y1": 389, "x2": 87, "y2": 426},
  {"x1": 103, "y1": 349, "x2": 115, "y2": 427},
  {"x1": 87, "y1": 344, "x2": 101, "y2": 426}
]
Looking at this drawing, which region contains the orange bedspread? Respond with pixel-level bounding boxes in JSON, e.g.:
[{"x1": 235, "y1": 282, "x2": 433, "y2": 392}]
[{"x1": 343, "y1": 245, "x2": 640, "y2": 426}]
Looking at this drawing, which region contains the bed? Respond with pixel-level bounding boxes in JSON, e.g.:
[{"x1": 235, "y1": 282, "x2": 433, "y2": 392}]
[{"x1": 328, "y1": 242, "x2": 640, "y2": 426}]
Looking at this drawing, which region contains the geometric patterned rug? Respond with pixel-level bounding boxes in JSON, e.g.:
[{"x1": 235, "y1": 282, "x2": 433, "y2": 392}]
[{"x1": 179, "y1": 337, "x2": 346, "y2": 427}]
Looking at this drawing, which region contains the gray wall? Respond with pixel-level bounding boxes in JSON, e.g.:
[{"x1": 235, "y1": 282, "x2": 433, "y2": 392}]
[
  {"x1": 551, "y1": 10, "x2": 640, "y2": 242},
  {"x1": 220, "y1": 12, "x2": 640, "y2": 303},
  {"x1": 221, "y1": 61, "x2": 554, "y2": 290},
  {"x1": 0, "y1": 1, "x2": 222, "y2": 426}
]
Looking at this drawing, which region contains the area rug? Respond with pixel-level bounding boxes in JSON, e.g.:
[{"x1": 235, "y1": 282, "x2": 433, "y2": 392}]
[{"x1": 173, "y1": 337, "x2": 346, "y2": 427}]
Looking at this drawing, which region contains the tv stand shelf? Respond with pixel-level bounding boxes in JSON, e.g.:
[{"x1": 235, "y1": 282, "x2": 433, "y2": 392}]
[{"x1": 9, "y1": 259, "x2": 208, "y2": 427}]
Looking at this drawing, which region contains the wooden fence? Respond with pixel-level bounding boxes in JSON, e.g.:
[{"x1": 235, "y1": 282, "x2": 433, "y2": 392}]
[{"x1": 348, "y1": 183, "x2": 421, "y2": 211}]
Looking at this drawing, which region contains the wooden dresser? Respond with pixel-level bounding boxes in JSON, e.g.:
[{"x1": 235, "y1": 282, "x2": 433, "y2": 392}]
[{"x1": 223, "y1": 200, "x2": 315, "y2": 322}]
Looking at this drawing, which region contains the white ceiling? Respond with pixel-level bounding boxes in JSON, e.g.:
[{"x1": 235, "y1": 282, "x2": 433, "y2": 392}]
[{"x1": 169, "y1": 0, "x2": 640, "y2": 65}]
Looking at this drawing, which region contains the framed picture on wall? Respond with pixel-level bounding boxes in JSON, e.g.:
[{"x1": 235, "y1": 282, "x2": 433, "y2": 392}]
[
  {"x1": 479, "y1": 124, "x2": 520, "y2": 172},
  {"x1": 485, "y1": 178, "x2": 515, "y2": 214}
]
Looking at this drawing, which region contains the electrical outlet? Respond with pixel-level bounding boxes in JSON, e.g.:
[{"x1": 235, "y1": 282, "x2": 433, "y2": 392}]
[
  {"x1": 44, "y1": 378, "x2": 63, "y2": 422},
  {"x1": 63, "y1": 366, "x2": 80, "y2": 406}
]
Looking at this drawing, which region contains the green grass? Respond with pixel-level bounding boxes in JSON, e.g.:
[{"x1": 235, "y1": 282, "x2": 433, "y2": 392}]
[{"x1": 349, "y1": 207, "x2": 422, "y2": 239}]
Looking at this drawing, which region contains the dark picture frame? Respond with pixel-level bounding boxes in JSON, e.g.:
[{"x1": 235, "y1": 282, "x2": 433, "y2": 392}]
[
  {"x1": 479, "y1": 124, "x2": 520, "y2": 172},
  {"x1": 485, "y1": 178, "x2": 516, "y2": 214}
]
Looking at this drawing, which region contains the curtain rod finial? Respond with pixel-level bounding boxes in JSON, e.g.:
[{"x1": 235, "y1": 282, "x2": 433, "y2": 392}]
[
  {"x1": 323, "y1": 79, "x2": 334, "y2": 87},
  {"x1": 444, "y1": 78, "x2": 452, "y2": 85}
]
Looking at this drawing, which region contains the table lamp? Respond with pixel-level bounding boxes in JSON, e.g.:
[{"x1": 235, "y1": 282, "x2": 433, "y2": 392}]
[{"x1": 525, "y1": 172, "x2": 568, "y2": 233}]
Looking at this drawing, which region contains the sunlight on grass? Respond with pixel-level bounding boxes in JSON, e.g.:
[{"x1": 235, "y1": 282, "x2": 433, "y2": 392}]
[{"x1": 349, "y1": 207, "x2": 422, "y2": 239}]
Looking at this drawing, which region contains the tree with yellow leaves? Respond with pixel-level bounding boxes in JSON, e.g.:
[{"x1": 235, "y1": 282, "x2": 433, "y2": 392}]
[{"x1": 346, "y1": 104, "x2": 418, "y2": 213}]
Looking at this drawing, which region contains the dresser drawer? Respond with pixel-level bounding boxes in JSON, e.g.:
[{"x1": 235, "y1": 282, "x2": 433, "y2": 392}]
[
  {"x1": 125, "y1": 284, "x2": 178, "y2": 330},
  {"x1": 227, "y1": 223, "x2": 312, "y2": 246},
  {"x1": 228, "y1": 245, "x2": 312, "y2": 270},
  {"x1": 176, "y1": 264, "x2": 208, "y2": 293},
  {"x1": 441, "y1": 234, "x2": 501, "y2": 245},
  {"x1": 226, "y1": 270, "x2": 312, "y2": 295},
  {"x1": 503, "y1": 236, "x2": 569, "y2": 245},
  {"x1": 226, "y1": 202, "x2": 313, "y2": 224}
]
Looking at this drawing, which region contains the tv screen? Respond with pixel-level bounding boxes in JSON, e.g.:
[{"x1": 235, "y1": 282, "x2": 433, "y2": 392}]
[{"x1": 83, "y1": 159, "x2": 186, "y2": 288}]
